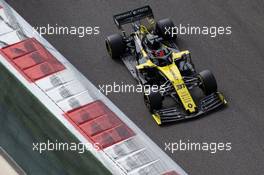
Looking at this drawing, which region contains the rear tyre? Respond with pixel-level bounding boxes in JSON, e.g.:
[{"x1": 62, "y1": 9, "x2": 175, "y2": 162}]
[
  {"x1": 156, "y1": 18, "x2": 177, "y2": 40},
  {"x1": 105, "y1": 34, "x2": 126, "y2": 59},
  {"x1": 198, "y1": 70, "x2": 218, "y2": 95},
  {"x1": 144, "y1": 88, "x2": 163, "y2": 112}
]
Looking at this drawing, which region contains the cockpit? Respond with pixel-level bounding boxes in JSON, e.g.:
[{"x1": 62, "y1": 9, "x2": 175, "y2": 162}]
[
  {"x1": 149, "y1": 48, "x2": 173, "y2": 67},
  {"x1": 142, "y1": 34, "x2": 174, "y2": 67}
]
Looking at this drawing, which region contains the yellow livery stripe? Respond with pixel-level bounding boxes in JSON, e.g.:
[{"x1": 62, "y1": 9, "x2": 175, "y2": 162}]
[{"x1": 158, "y1": 63, "x2": 197, "y2": 113}]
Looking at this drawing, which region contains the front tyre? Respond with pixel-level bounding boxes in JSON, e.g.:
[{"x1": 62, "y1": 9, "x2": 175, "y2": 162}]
[
  {"x1": 198, "y1": 70, "x2": 218, "y2": 95},
  {"x1": 144, "y1": 88, "x2": 163, "y2": 112},
  {"x1": 105, "y1": 34, "x2": 125, "y2": 59}
]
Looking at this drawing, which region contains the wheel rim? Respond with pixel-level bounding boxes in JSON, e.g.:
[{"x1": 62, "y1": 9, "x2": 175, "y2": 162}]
[
  {"x1": 198, "y1": 75, "x2": 206, "y2": 92},
  {"x1": 144, "y1": 94, "x2": 151, "y2": 110},
  {"x1": 105, "y1": 40, "x2": 112, "y2": 57}
]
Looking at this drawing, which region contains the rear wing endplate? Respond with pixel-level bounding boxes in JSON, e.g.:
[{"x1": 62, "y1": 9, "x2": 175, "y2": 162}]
[{"x1": 113, "y1": 6, "x2": 154, "y2": 29}]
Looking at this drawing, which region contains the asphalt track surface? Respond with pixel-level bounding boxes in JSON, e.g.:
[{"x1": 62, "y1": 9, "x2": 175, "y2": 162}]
[{"x1": 5, "y1": 0, "x2": 264, "y2": 175}]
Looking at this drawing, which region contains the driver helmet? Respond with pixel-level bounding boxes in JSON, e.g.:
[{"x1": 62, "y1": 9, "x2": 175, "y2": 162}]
[{"x1": 152, "y1": 47, "x2": 169, "y2": 57}]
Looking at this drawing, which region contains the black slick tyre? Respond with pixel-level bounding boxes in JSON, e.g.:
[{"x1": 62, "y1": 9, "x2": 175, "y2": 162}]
[
  {"x1": 105, "y1": 34, "x2": 125, "y2": 59},
  {"x1": 156, "y1": 18, "x2": 177, "y2": 40},
  {"x1": 144, "y1": 88, "x2": 163, "y2": 112},
  {"x1": 198, "y1": 70, "x2": 218, "y2": 95}
]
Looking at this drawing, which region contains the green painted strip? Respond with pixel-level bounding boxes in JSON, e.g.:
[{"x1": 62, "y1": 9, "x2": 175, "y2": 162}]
[{"x1": 0, "y1": 63, "x2": 112, "y2": 175}]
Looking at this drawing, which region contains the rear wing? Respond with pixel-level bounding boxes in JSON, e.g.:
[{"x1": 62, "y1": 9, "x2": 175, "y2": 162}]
[{"x1": 113, "y1": 6, "x2": 154, "y2": 29}]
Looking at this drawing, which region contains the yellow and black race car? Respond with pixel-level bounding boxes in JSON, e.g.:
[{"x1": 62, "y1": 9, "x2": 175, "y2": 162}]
[{"x1": 105, "y1": 6, "x2": 227, "y2": 125}]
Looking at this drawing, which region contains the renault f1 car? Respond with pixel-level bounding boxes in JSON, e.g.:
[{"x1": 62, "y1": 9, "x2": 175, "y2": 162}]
[{"x1": 105, "y1": 6, "x2": 227, "y2": 125}]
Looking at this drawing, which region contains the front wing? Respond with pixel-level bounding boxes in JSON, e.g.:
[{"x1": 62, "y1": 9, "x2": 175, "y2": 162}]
[{"x1": 152, "y1": 92, "x2": 227, "y2": 125}]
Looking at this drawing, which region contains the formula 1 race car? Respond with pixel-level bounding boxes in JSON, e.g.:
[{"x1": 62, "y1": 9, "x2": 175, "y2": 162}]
[{"x1": 105, "y1": 6, "x2": 227, "y2": 125}]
